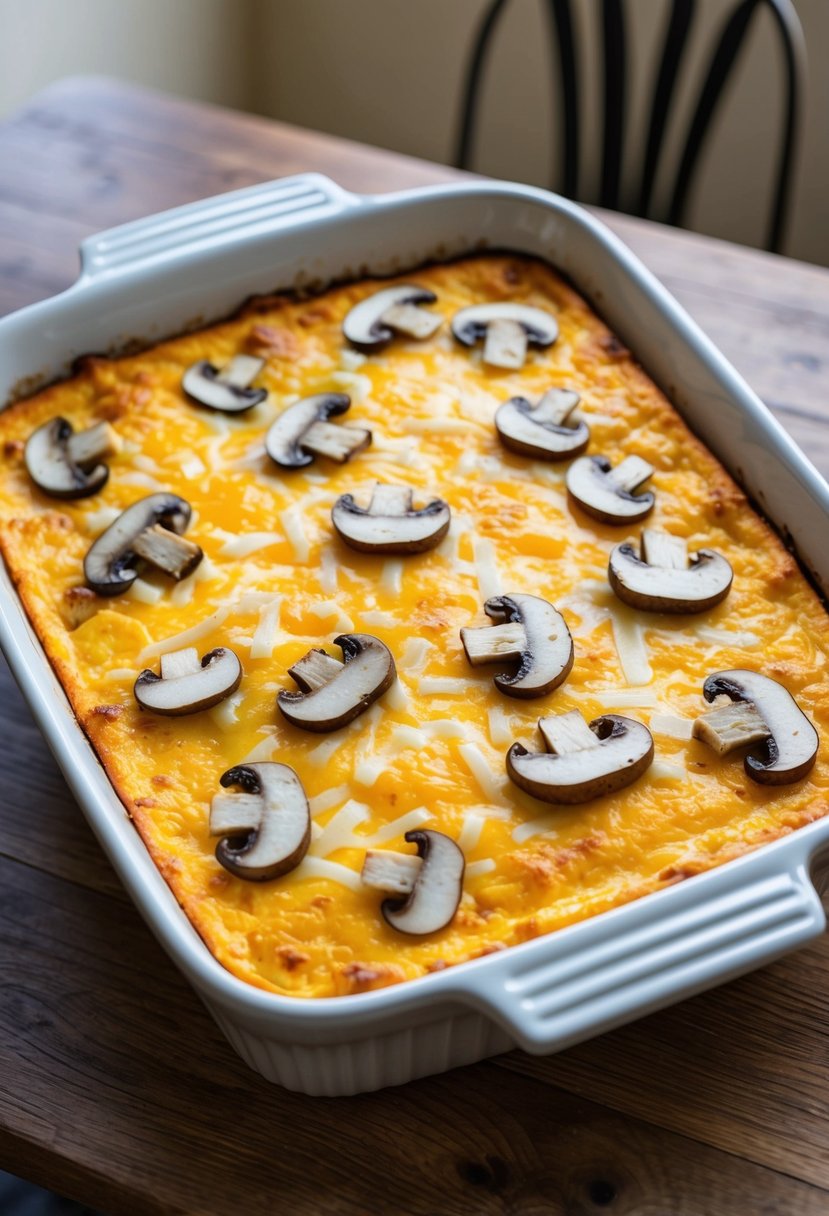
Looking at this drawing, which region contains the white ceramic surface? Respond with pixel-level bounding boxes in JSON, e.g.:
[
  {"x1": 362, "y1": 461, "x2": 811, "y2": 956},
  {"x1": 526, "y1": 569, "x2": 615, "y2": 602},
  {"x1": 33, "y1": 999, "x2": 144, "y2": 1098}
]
[{"x1": 1, "y1": 174, "x2": 827, "y2": 1096}]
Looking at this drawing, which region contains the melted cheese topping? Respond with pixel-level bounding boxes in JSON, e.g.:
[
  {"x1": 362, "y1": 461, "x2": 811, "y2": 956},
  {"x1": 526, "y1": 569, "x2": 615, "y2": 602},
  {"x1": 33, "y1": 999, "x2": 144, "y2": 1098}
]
[{"x1": 2, "y1": 255, "x2": 829, "y2": 999}]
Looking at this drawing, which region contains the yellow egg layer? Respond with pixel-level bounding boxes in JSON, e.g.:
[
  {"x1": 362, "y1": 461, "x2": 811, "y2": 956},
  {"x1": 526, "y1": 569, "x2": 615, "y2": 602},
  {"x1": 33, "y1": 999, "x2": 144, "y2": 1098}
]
[{"x1": 1, "y1": 255, "x2": 828, "y2": 998}]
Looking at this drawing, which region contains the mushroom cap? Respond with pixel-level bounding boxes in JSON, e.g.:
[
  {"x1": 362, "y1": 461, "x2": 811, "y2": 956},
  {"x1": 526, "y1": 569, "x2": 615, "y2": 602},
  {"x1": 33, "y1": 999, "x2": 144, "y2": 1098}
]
[
  {"x1": 277, "y1": 633, "x2": 396, "y2": 732},
  {"x1": 566, "y1": 455, "x2": 655, "y2": 524},
  {"x1": 264, "y1": 393, "x2": 352, "y2": 469},
  {"x1": 609, "y1": 541, "x2": 733, "y2": 613},
  {"x1": 461, "y1": 593, "x2": 574, "y2": 698},
  {"x1": 25, "y1": 416, "x2": 109, "y2": 499},
  {"x1": 211, "y1": 762, "x2": 311, "y2": 881},
  {"x1": 343, "y1": 285, "x2": 438, "y2": 348},
  {"x1": 381, "y1": 830, "x2": 465, "y2": 936},
  {"x1": 507, "y1": 713, "x2": 654, "y2": 803},
  {"x1": 702, "y1": 669, "x2": 818, "y2": 785},
  {"x1": 83, "y1": 492, "x2": 195, "y2": 596},
  {"x1": 331, "y1": 486, "x2": 451, "y2": 554},
  {"x1": 134, "y1": 647, "x2": 242, "y2": 716},
  {"x1": 451, "y1": 302, "x2": 559, "y2": 348},
  {"x1": 495, "y1": 391, "x2": 589, "y2": 460},
  {"x1": 182, "y1": 358, "x2": 267, "y2": 413}
]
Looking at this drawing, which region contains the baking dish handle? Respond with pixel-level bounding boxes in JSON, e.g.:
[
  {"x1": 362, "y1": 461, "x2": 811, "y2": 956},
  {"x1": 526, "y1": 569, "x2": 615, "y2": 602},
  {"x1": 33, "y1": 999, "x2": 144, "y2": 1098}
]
[
  {"x1": 460, "y1": 862, "x2": 824, "y2": 1054},
  {"x1": 78, "y1": 175, "x2": 360, "y2": 279}
]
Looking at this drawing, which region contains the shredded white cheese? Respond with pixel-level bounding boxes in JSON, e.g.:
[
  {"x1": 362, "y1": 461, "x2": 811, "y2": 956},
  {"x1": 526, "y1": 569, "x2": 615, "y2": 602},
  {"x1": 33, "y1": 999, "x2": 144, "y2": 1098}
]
[
  {"x1": 567, "y1": 686, "x2": 658, "y2": 708},
  {"x1": 423, "y1": 718, "x2": 468, "y2": 740},
  {"x1": 380, "y1": 559, "x2": 403, "y2": 596},
  {"x1": 104, "y1": 667, "x2": 137, "y2": 683},
  {"x1": 330, "y1": 370, "x2": 372, "y2": 402},
  {"x1": 208, "y1": 690, "x2": 244, "y2": 730},
  {"x1": 249, "y1": 597, "x2": 283, "y2": 660},
  {"x1": 457, "y1": 811, "x2": 486, "y2": 853},
  {"x1": 360, "y1": 609, "x2": 398, "y2": 628},
  {"x1": 312, "y1": 800, "x2": 371, "y2": 856},
  {"x1": 292, "y1": 857, "x2": 363, "y2": 892},
  {"x1": 127, "y1": 578, "x2": 164, "y2": 605},
  {"x1": 694, "y1": 624, "x2": 761, "y2": 649},
  {"x1": 400, "y1": 637, "x2": 433, "y2": 672},
  {"x1": 383, "y1": 680, "x2": 410, "y2": 713},
  {"x1": 389, "y1": 725, "x2": 429, "y2": 752},
  {"x1": 138, "y1": 605, "x2": 231, "y2": 663},
  {"x1": 339, "y1": 348, "x2": 367, "y2": 372},
  {"x1": 180, "y1": 455, "x2": 206, "y2": 480},
  {"x1": 418, "y1": 677, "x2": 479, "y2": 695},
  {"x1": 306, "y1": 733, "x2": 350, "y2": 766},
  {"x1": 402, "y1": 418, "x2": 474, "y2": 435},
  {"x1": 487, "y1": 704, "x2": 514, "y2": 747},
  {"x1": 650, "y1": 759, "x2": 688, "y2": 782},
  {"x1": 309, "y1": 784, "x2": 351, "y2": 817},
  {"x1": 132, "y1": 453, "x2": 159, "y2": 474},
  {"x1": 512, "y1": 815, "x2": 556, "y2": 844},
  {"x1": 83, "y1": 505, "x2": 121, "y2": 535},
  {"x1": 354, "y1": 759, "x2": 385, "y2": 787},
  {"x1": 239, "y1": 731, "x2": 280, "y2": 764},
  {"x1": 650, "y1": 712, "x2": 694, "y2": 741},
  {"x1": 465, "y1": 859, "x2": 496, "y2": 879},
  {"x1": 308, "y1": 600, "x2": 355, "y2": 631},
  {"x1": 119, "y1": 470, "x2": 165, "y2": 491},
  {"x1": 609, "y1": 607, "x2": 653, "y2": 686},
  {"x1": 472, "y1": 534, "x2": 503, "y2": 600},
  {"x1": 458, "y1": 743, "x2": 507, "y2": 803},
  {"x1": 216, "y1": 531, "x2": 284, "y2": 559},
  {"x1": 364, "y1": 807, "x2": 431, "y2": 845},
  {"x1": 318, "y1": 545, "x2": 338, "y2": 593},
  {"x1": 279, "y1": 504, "x2": 310, "y2": 563}
]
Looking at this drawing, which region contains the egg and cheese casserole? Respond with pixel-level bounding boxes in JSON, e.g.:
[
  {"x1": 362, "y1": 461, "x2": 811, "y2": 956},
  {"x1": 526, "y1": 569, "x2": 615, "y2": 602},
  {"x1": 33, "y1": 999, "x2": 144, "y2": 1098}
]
[{"x1": 1, "y1": 254, "x2": 828, "y2": 997}]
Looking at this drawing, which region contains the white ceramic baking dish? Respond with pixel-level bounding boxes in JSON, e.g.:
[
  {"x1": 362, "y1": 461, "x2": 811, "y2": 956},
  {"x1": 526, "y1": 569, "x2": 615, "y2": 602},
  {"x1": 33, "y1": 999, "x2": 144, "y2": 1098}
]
[{"x1": 1, "y1": 174, "x2": 828, "y2": 1097}]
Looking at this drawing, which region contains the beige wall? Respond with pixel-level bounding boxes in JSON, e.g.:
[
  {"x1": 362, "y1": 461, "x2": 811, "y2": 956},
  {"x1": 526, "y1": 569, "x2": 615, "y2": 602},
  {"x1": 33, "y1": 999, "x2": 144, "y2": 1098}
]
[{"x1": 0, "y1": 0, "x2": 826, "y2": 266}]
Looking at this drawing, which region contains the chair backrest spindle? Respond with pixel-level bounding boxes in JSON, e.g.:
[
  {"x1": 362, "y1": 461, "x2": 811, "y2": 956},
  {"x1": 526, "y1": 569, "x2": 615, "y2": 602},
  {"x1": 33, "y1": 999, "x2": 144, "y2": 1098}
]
[{"x1": 454, "y1": 0, "x2": 804, "y2": 253}]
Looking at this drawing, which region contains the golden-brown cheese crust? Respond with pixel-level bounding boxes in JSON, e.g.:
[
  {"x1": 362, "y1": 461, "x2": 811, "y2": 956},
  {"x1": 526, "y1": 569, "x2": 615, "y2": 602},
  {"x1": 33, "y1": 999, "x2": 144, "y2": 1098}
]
[{"x1": 1, "y1": 254, "x2": 828, "y2": 998}]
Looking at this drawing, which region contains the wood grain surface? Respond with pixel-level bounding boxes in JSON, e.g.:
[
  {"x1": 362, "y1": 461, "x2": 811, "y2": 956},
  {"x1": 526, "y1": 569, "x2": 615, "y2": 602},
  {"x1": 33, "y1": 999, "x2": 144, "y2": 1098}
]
[{"x1": 1, "y1": 77, "x2": 828, "y2": 1216}]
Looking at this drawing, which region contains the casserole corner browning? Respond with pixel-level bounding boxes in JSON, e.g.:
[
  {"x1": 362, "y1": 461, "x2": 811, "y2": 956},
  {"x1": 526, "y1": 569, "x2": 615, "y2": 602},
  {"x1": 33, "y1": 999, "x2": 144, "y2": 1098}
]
[{"x1": 1, "y1": 252, "x2": 828, "y2": 1001}]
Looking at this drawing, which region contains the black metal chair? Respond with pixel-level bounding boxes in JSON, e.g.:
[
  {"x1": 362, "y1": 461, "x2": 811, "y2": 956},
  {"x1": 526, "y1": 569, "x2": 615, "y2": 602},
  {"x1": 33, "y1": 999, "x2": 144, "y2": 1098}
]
[{"x1": 454, "y1": 0, "x2": 805, "y2": 252}]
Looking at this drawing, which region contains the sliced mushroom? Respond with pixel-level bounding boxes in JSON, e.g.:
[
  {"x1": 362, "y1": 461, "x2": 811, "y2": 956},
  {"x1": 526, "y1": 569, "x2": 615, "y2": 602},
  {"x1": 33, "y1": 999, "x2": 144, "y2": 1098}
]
[
  {"x1": 83, "y1": 492, "x2": 203, "y2": 596},
  {"x1": 495, "y1": 388, "x2": 589, "y2": 460},
  {"x1": 265, "y1": 393, "x2": 371, "y2": 469},
  {"x1": 370, "y1": 830, "x2": 465, "y2": 936},
  {"x1": 609, "y1": 529, "x2": 733, "y2": 613},
  {"x1": 460, "y1": 593, "x2": 574, "y2": 699},
  {"x1": 209, "y1": 762, "x2": 311, "y2": 881},
  {"x1": 277, "y1": 633, "x2": 396, "y2": 732},
  {"x1": 134, "y1": 646, "x2": 242, "y2": 715},
  {"x1": 331, "y1": 483, "x2": 450, "y2": 554},
  {"x1": 343, "y1": 285, "x2": 442, "y2": 348},
  {"x1": 25, "y1": 417, "x2": 122, "y2": 499},
  {"x1": 692, "y1": 670, "x2": 818, "y2": 785},
  {"x1": 451, "y1": 302, "x2": 558, "y2": 370},
  {"x1": 566, "y1": 454, "x2": 655, "y2": 524},
  {"x1": 506, "y1": 710, "x2": 654, "y2": 803},
  {"x1": 182, "y1": 354, "x2": 267, "y2": 413}
]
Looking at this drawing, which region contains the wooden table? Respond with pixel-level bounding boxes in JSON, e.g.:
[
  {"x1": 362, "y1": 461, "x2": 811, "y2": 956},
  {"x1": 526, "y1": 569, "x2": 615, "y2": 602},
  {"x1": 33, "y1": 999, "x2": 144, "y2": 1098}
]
[{"x1": 1, "y1": 77, "x2": 828, "y2": 1216}]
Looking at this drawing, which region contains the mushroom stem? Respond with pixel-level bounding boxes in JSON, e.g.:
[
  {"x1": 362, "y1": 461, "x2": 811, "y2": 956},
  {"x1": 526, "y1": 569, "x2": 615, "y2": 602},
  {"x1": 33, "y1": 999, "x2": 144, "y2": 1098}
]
[
  {"x1": 361, "y1": 849, "x2": 423, "y2": 895},
  {"x1": 461, "y1": 621, "x2": 527, "y2": 664},
  {"x1": 641, "y1": 530, "x2": 688, "y2": 570},
  {"x1": 66, "y1": 421, "x2": 122, "y2": 467},
  {"x1": 218, "y1": 354, "x2": 264, "y2": 388},
  {"x1": 288, "y1": 649, "x2": 344, "y2": 693},
  {"x1": 132, "y1": 524, "x2": 203, "y2": 580},
  {"x1": 368, "y1": 484, "x2": 413, "y2": 514},
  {"x1": 380, "y1": 301, "x2": 442, "y2": 340},
  {"x1": 538, "y1": 710, "x2": 601, "y2": 754},
  {"x1": 160, "y1": 647, "x2": 201, "y2": 679},
  {"x1": 532, "y1": 389, "x2": 581, "y2": 426},
  {"x1": 303, "y1": 419, "x2": 371, "y2": 462},
  {"x1": 611, "y1": 456, "x2": 655, "y2": 495},
  {"x1": 692, "y1": 702, "x2": 770, "y2": 754},
  {"x1": 483, "y1": 318, "x2": 528, "y2": 369}
]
